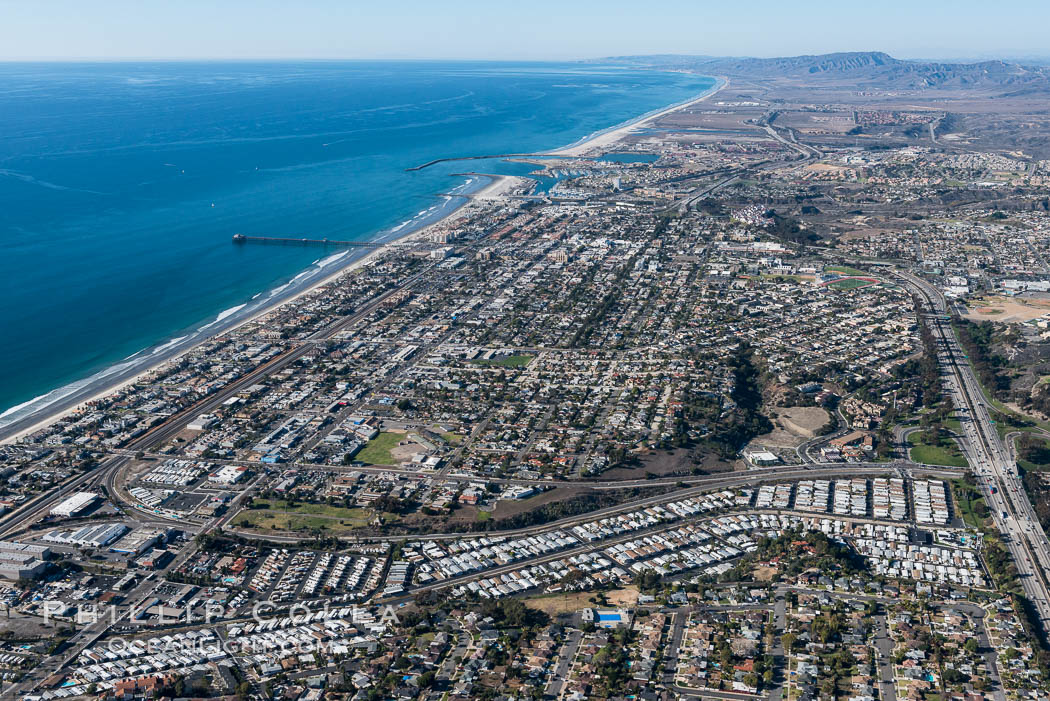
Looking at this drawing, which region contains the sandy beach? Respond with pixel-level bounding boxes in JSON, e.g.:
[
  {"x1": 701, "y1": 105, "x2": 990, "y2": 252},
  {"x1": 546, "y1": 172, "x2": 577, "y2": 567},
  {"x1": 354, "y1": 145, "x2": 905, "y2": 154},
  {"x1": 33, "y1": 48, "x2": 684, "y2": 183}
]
[
  {"x1": 547, "y1": 77, "x2": 727, "y2": 157},
  {"x1": 0, "y1": 171, "x2": 537, "y2": 442},
  {"x1": 468, "y1": 174, "x2": 530, "y2": 200},
  {"x1": 0, "y1": 81, "x2": 722, "y2": 444},
  {"x1": 0, "y1": 174, "x2": 502, "y2": 444}
]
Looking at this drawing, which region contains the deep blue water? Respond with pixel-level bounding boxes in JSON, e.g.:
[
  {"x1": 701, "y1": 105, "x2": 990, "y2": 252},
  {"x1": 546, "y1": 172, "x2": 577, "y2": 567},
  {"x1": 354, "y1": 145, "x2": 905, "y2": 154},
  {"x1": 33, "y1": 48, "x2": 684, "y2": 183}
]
[{"x1": 0, "y1": 61, "x2": 714, "y2": 415}]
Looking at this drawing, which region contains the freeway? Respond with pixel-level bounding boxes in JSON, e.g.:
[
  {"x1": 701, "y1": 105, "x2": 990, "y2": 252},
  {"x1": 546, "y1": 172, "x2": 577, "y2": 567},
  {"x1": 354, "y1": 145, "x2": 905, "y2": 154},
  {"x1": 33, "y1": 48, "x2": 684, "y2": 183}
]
[
  {"x1": 279, "y1": 466, "x2": 962, "y2": 550},
  {"x1": 104, "y1": 448, "x2": 950, "y2": 490},
  {"x1": 665, "y1": 117, "x2": 821, "y2": 217},
  {"x1": 898, "y1": 270, "x2": 1050, "y2": 630},
  {"x1": 82, "y1": 460, "x2": 960, "y2": 546},
  {"x1": 44, "y1": 458, "x2": 958, "y2": 552}
]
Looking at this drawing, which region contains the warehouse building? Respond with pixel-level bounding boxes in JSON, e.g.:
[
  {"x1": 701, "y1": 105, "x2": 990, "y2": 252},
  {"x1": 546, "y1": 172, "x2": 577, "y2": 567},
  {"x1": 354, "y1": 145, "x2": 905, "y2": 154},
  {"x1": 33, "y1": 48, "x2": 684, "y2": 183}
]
[
  {"x1": 44, "y1": 523, "x2": 129, "y2": 548},
  {"x1": 0, "y1": 551, "x2": 48, "y2": 580},
  {"x1": 50, "y1": 492, "x2": 100, "y2": 518},
  {"x1": 0, "y1": 540, "x2": 51, "y2": 560},
  {"x1": 110, "y1": 527, "x2": 170, "y2": 556}
]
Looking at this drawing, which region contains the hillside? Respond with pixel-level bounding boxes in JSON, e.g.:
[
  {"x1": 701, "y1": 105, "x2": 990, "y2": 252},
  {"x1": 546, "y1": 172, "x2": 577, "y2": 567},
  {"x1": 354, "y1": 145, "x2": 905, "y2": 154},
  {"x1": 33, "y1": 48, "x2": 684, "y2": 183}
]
[{"x1": 599, "y1": 51, "x2": 1050, "y2": 91}]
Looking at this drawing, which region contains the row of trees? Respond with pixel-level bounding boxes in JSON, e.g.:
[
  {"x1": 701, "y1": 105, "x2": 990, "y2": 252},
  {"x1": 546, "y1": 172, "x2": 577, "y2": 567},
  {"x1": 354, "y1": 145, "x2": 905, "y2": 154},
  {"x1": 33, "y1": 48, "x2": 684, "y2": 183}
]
[
  {"x1": 955, "y1": 318, "x2": 1011, "y2": 400},
  {"x1": 1018, "y1": 435, "x2": 1050, "y2": 533},
  {"x1": 703, "y1": 344, "x2": 773, "y2": 458}
]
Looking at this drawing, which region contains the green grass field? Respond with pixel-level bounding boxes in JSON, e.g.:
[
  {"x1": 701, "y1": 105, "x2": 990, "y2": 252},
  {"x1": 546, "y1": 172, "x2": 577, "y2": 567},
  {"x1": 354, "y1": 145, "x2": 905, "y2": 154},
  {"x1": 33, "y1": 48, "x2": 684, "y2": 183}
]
[
  {"x1": 235, "y1": 499, "x2": 398, "y2": 532},
  {"x1": 825, "y1": 265, "x2": 870, "y2": 277},
  {"x1": 828, "y1": 278, "x2": 875, "y2": 290},
  {"x1": 440, "y1": 431, "x2": 464, "y2": 445},
  {"x1": 952, "y1": 480, "x2": 986, "y2": 528},
  {"x1": 354, "y1": 431, "x2": 403, "y2": 465},
  {"x1": 234, "y1": 511, "x2": 363, "y2": 532},
  {"x1": 908, "y1": 434, "x2": 969, "y2": 468},
  {"x1": 472, "y1": 354, "x2": 533, "y2": 368},
  {"x1": 251, "y1": 499, "x2": 372, "y2": 519}
]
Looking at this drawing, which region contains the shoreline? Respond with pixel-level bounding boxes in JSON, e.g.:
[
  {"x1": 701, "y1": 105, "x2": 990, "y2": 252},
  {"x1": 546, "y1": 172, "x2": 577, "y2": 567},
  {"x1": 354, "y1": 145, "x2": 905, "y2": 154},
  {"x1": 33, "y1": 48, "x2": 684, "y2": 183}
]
[
  {"x1": 0, "y1": 78, "x2": 720, "y2": 444},
  {"x1": 546, "y1": 76, "x2": 727, "y2": 157},
  {"x1": 0, "y1": 174, "x2": 494, "y2": 444}
]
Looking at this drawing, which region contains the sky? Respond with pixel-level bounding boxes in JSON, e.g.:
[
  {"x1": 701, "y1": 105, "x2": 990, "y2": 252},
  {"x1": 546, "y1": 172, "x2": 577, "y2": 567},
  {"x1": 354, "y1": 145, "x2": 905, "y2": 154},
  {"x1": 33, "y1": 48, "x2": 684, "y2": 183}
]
[{"x1": 2, "y1": 0, "x2": 1048, "y2": 62}]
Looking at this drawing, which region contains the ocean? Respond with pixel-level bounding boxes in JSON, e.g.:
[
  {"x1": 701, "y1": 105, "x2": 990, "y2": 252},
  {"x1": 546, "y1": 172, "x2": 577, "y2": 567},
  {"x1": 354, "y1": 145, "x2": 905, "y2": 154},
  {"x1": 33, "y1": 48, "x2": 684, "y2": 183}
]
[{"x1": 0, "y1": 61, "x2": 714, "y2": 424}]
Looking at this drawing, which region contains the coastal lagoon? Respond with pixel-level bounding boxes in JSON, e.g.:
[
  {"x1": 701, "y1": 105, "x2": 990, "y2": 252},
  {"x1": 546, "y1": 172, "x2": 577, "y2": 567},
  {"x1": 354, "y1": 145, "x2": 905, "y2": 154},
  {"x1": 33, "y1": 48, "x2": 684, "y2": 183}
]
[{"x1": 0, "y1": 61, "x2": 713, "y2": 424}]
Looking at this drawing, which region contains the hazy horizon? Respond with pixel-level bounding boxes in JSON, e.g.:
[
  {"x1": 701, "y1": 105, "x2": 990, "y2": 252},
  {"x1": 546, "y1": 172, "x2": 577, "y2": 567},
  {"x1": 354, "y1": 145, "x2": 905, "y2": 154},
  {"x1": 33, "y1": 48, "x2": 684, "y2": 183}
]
[
  {"x1": 2, "y1": 0, "x2": 1048, "y2": 62},
  {"x1": 2, "y1": 52, "x2": 1050, "y2": 65}
]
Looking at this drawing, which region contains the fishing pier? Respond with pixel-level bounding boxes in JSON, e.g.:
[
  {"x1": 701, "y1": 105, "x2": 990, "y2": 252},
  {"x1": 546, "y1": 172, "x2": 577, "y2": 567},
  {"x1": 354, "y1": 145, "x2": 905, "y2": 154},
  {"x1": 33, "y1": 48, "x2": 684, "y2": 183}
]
[{"x1": 232, "y1": 234, "x2": 385, "y2": 248}]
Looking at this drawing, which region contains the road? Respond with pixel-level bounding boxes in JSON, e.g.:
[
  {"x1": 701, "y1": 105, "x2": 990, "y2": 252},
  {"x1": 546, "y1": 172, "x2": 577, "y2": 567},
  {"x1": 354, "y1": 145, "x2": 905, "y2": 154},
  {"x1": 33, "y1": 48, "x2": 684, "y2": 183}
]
[
  {"x1": 0, "y1": 270, "x2": 445, "y2": 699},
  {"x1": 661, "y1": 607, "x2": 689, "y2": 687},
  {"x1": 944, "y1": 603, "x2": 1006, "y2": 701},
  {"x1": 436, "y1": 629, "x2": 472, "y2": 685},
  {"x1": 0, "y1": 261, "x2": 1017, "y2": 700},
  {"x1": 0, "y1": 270, "x2": 432, "y2": 541},
  {"x1": 0, "y1": 457, "x2": 959, "y2": 694},
  {"x1": 872, "y1": 612, "x2": 897, "y2": 701},
  {"x1": 544, "y1": 628, "x2": 582, "y2": 699},
  {"x1": 3, "y1": 448, "x2": 956, "y2": 544},
  {"x1": 229, "y1": 463, "x2": 961, "y2": 545},
  {"x1": 768, "y1": 589, "x2": 786, "y2": 701},
  {"x1": 662, "y1": 114, "x2": 822, "y2": 218},
  {"x1": 898, "y1": 270, "x2": 1050, "y2": 631},
  {"x1": 112, "y1": 450, "x2": 946, "y2": 492},
  {"x1": 3, "y1": 467, "x2": 267, "y2": 697}
]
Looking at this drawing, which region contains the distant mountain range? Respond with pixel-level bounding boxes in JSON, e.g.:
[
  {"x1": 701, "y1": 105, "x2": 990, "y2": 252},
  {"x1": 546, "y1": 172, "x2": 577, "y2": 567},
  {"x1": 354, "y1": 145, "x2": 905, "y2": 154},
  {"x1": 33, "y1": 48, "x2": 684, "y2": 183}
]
[{"x1": 598, "y1": 51, "x2": 1050, "y2": 92}]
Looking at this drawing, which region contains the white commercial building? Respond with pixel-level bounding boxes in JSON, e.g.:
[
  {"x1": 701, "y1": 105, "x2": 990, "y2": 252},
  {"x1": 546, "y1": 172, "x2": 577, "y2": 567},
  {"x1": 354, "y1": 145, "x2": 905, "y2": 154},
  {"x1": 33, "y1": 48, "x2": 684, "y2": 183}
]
[{"x1": 50, "y1": 492, "x2": 100, "y2": 518}]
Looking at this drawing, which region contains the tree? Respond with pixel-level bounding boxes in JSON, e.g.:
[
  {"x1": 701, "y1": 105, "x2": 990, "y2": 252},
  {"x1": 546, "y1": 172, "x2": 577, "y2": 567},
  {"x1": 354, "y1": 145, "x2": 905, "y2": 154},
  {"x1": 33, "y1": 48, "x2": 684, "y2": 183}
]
[
  {"x1": 942, "y1": 668, "x2": 969, "y2": 684},
  {"x1": 636, "y1": 569, "x2": 662, "y2": 593},
  {"x1": 719, "y1": 643, "x2": 733, "y2": 669}
]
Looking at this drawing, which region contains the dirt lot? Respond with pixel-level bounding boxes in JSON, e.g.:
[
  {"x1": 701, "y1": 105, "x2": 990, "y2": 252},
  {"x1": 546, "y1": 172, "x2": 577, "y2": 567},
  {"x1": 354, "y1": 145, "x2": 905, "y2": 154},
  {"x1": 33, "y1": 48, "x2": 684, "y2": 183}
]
[
  {"x1": 390, "y1": 434, "x2": 429, "y2": 462},
  {"x1": 1, "y1": 612, "x2": 59, "y2": 642},
  {"x1": 753, "y1": 405, "x2": 830, "y2": 449},
  {"x1": 525, "y1": 585, "x2": 639, "y2": 616},
  {"x1": 753, "y1": 565, "x2": 779, "y2": 582},
  {"x1": 965, "y1": 295, "x2": 1050, "y2": 323},
  {"x1": 778, "y1": 406, "x2": 830, "y2": 437},
  {"x1": 805, "y1": 163, "x2": 850, "y2": 173},
  {"x1": 752, "y1": 426, "x2": 804, "y2": 450},
  {"x1": 779, "y1": 112, "x2": 857, "y2": 135}
]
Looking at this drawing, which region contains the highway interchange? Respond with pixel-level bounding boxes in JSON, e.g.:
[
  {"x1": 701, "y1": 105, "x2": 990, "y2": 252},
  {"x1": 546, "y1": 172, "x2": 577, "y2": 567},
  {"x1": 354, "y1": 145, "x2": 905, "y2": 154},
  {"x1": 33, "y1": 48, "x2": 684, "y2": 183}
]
[{"x1": 1, "y1": 265, "x2": 1048, "y2": 698}]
